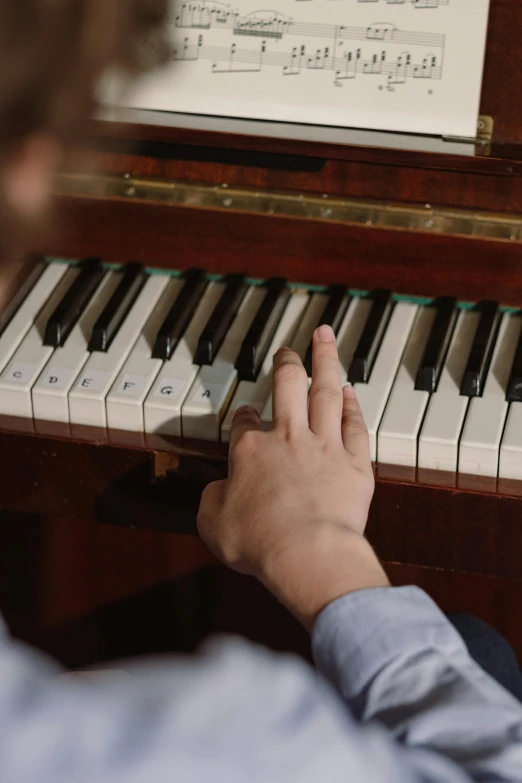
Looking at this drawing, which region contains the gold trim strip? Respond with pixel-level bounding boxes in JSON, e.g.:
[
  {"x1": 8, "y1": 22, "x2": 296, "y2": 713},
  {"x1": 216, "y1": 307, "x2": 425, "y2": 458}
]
[{"x1": 55, "y1": 172, "x2": 522, "y2": 243}]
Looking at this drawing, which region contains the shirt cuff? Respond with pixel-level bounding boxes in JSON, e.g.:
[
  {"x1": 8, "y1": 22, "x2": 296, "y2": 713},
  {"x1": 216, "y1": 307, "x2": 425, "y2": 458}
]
[{"x1": 312, "y1": 586, "x2": 467, "y2": 708}]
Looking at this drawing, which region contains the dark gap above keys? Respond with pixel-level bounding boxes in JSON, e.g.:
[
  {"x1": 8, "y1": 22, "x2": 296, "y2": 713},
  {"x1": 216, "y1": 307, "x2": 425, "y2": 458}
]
[
  {"x1": 460, "y1": 301, "x2": 501, "y2": 397},
  {"x1": 236, "y1": 278, "x2": 290, "y2": 382},
  {"x1": 89, "y1": 263, "x2": 147, "y2": 352},
  {"x1": 195, "y1": 273, "x2": 248, "y2": 366},
  {"x1": 506, "y1": 314, "x2": 522, "y2": 402},
  {"x1": 304, "y1": 285, "x2": 351, "y2": 377},
  {"x1": 44, "y1": 258, "x2": 105, "y2": 347},
  {"x1": 94, "y1": 137, "x2": 326, "y2": 173},
  {"x1": 415, "y1": 296, "x2": 458, "y2": 393},
  {"x1": 348, "y1": 289, "x2": 393, "y2": 384},
  {"x1": 153, "y1": 269, "x2": 208, "y2": 360}
]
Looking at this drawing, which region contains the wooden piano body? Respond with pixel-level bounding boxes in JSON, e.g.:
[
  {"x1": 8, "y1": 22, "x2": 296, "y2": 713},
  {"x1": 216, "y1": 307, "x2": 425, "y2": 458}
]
[{"x1": 1, "y1": 0, "x2": 522, "y2": 663}]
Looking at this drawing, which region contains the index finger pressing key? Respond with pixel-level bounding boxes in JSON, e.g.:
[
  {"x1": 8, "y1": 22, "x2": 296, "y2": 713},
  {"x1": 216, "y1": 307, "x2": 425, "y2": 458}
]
[
  {"x1": 272, "y1": 347, "x2": 309, "y2": 433},
  {"x1": 308, "y1": 324, "x2": 344, "y2": 440}
]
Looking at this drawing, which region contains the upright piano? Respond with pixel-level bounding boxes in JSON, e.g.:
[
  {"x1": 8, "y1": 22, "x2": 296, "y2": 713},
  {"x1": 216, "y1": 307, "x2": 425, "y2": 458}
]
[{"x1": 0, "y1": 0, "x2": 521, "y2": 604}]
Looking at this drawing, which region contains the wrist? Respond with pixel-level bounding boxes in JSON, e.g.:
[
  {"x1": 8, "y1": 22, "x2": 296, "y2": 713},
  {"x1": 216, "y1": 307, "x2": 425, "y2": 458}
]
[{"x1": 256, "y1": 526, "x2": 389, "y2": 631}]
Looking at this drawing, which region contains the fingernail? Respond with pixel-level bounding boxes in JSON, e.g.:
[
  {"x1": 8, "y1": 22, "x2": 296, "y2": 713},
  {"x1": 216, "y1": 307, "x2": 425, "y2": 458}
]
[
  {"x1": 316, "y1": 324, "x2": 335, "y2": 343},
  {"x1": 232, "y1": 405, "x2": 259, "y2": 419},
  {"x1": 343, "y1": 383, "x2": 357, "y2": 400}
]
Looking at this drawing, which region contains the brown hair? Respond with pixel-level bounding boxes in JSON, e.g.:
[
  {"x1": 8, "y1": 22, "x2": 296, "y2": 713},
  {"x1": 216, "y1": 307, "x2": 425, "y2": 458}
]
[
  {"x1": 0, "y1": 0, "x2": 168, "y2": 162},
  {"x1": 0, "y1": 0, "x2": 169, "y2": 259}
]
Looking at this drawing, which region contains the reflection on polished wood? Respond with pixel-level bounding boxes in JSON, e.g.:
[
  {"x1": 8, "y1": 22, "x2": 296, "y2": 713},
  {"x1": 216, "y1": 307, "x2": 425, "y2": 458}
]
[{"x1": 0, "y1": 414, "x2": 521, "y2": 581}]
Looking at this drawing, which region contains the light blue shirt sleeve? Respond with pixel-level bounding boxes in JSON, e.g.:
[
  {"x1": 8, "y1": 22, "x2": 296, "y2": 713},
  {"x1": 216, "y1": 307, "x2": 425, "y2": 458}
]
[{"x1": 0, "y1": 585, "x2": 521, "y2": 782}]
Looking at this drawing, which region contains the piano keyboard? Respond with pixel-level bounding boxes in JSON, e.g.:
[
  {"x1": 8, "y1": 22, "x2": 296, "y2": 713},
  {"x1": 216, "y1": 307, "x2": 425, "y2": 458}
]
[{"x1": 1, "y1": 257, "x2": 522, "y2": 482}]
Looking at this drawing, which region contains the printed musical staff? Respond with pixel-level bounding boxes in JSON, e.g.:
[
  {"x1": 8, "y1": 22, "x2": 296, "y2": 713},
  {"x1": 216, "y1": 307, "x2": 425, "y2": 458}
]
[
  {"x1": 173, "y1": 4, "x2": 445, "y2": 48},
  {"x1": 358, "y1": 0, "x2": 449, "y2": 7},
  {"x1": 357, "y1": 0, "x2": 450, "y2": 9},
  {"x1": 128, "y1": 0, "x2": 491, "y2": 139},
  {"x1": 173, "y1": 35, "x2": 442, "y2": 86}
]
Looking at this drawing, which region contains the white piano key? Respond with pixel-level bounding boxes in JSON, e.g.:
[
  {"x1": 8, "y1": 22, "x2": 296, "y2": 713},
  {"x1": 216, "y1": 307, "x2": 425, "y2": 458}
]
[
  {"x1": 260, "y1": 292, "x2": 326, "y2": 427},
  {"x1": 0, "y1": 262, "x2": 69, "y2": 377},
  {"x1": 0, "y1": 264, "x2": 74, "y2": 418},
  {"x1": 31, "y1": 271, "x2": 120, "y2": 423},
  {"x1": 221, "y1": 291, "x2": 310, "y2": 442},
  {"x1": 377, "y1": 306, "x2": 437, "y2": 467},
  {"x1": 182, "y1": 286, "x2": 265, "y2": 441},
  {"x1": 354, "y1": 302, "x2": 417, "y2": 462},
  {"x1": 500, "y1": 400, "x2": 522, "y2": 481},
  {"x1": 105, "y1": 277, "x2": 182, "y2": 432},
  {"x1": 260, "y1": 293, "x2": 373, "y2": 428},
  {"x1": 143, "y1": 282, "x2": 223, "y2": 437},
  {"x1": 68, "y1": 275, "x2": 167, "y2": 427},
  {"x1": 291, "y1": 292, "x2": 330, "y2": 365},
  {"x1": 459, "y1": 313, "x2": 522, "y2": 478},
  {"x1": 418, "y1": 310, "x2": 479, "y2": 472},
  {"x1": 336, "y1": 296, "x2": 374, "y2": 379}
]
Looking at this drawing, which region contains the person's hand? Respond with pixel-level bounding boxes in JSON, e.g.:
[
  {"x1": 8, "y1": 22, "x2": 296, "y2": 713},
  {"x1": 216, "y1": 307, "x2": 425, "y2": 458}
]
[{"x1": 197, "y1": 324, "x2": 389, "y2": 629}]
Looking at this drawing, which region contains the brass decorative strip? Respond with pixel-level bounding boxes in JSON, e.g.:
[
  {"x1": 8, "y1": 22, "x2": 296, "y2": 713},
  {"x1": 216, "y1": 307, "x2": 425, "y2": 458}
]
[{"x1": 55, "y1": 171, "x2": 522, "y2": 243}]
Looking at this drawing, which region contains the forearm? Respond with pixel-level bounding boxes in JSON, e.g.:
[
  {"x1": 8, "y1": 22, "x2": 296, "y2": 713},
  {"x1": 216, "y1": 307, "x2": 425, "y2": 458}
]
[
  {"x1": 257, "y1": 527, "x2": 389, "y2": 631},
  {"x1": 313, "y1": 585, "x2": 522, "y2": 780}
]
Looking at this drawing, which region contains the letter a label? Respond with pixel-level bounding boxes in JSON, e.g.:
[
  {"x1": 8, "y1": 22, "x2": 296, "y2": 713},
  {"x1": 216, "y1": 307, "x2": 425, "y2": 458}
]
[{"x1": 188, "y1": 382, "x2": 225, "y2": 413}]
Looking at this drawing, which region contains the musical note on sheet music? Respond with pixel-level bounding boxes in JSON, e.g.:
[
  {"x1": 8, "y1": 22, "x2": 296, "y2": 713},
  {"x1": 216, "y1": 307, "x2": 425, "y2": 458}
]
[
  {"x1": 356, "y1": 0, "x2": 449, "y2": 6},
  {"x1": 172, "y1": 4, "x2": 444, "y2": 88},
  {"x1": 122, "y1": 0, "x2": 491, "y2": 138}
]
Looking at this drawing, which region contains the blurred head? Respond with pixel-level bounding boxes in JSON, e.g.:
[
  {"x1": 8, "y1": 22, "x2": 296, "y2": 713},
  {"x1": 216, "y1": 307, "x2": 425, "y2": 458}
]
[{"x1": 0, "y1": 0, "x2": 168, "y2": 250}]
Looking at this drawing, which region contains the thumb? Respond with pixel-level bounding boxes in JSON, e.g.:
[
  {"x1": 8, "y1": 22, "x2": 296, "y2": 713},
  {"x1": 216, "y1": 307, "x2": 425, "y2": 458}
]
[
  {"x1": 229, "y1": 405, "x2": 261, "y2": 453},
  {"x1": 196, "y1": 479, "x2": 226, "y2": 541}
]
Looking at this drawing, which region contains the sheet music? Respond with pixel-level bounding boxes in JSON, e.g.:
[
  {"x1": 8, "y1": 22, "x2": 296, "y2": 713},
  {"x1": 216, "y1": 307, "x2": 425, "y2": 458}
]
[{"x1": 117, "y1": 0, "x2": 491, "y2": 137}]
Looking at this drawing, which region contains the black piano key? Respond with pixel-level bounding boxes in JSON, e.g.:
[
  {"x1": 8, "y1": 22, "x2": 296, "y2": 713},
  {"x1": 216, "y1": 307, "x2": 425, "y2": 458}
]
[
  {"x1": 460, "y1": 300, "x2": 501, "y2": 397},
  {"x1": 415, "y1": 296, "x2": 458, "y2": 393},
  {"x1": 43, "y1": 257, "x2": 105, "y2": 347},
  {"x1": 348, "y1": 289, "x2": 393, "y2": 384},
  {"x1": 506, "y1": 317, "x2": 522, "y2": 402},
  {"x1": 195, "y1": 273, "x2": 248, "y2": 366},
  {"x1": 303, "y1": 285, "x2": 351, "y2": 376},
  {"x1": 235, "y1": 278, "x2": 290, "y2": 382},
  {"x1": 88, "y1": 262, "x2": 147, "y2": 352},
  {"x1": 152, "y1": 269, "x2": 208, "y2": 360}
]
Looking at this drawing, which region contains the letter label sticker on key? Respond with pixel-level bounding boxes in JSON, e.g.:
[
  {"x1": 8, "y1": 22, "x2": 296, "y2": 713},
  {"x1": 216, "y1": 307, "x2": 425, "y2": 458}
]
[
  {"x1": 153, "y1": 378, "x2": 187, "y2": 400},
  {"x1": 188, "y1": 382, "x2": 227, "y2": 413},
  {"x1": 74, "y1": 370, "x2": 110, "y2": 393},
  {"x1": 116, "y1": 374, "x2": 147, "y2": 398},
  {"x1": 41, "y1": 367, "x2": 76, "y2": 391},
  {"x1": 6, "y1": 363, "x2": 37, "y2": 383}
]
